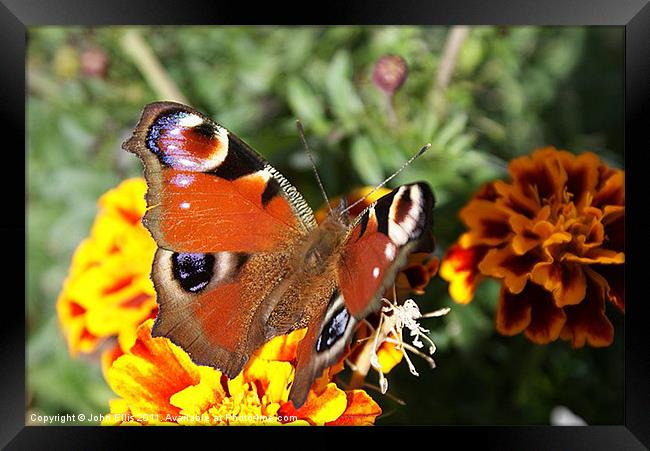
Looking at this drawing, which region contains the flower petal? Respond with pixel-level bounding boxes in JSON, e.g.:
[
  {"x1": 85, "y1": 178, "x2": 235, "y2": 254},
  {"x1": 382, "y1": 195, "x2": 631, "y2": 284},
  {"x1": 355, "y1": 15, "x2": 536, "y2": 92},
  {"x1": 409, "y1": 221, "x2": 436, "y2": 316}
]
[
  {"x1": 479, "y1": 245, "x2": 543, "y2": 294},
  {"x1": 497, "y1": 283, "x2": 566, "y2": 343},
  {"x1": 376, "y1": 341, "x2": 404, "y2": 374},
  {"x1": 496, "y1": 286, "x2": 532, "y2": 336},
  {"x1": 559, "y1": 151, "x2": 601, "y2": 209},
  {"x1": 459, "y1": 199, "x2": 513, "y2": 247},
  {"x1": 593, "y1": 170, "x2": 624, "y2": 208},
  {"x1": 531, "y1": 261, "x2": 586, "y2": 307},
  {"x1": 396, "y1": 254, "x2": 439, "y2": 295},
  {"x1": 326, "y1": 390, "x2": 382, "y2": 425},
  {"x1": 254, "y1": 328, "x2": 307, "y2": 362},
  {"x1": 106, "y1": 320, "x2": 200, "y2": 416},
  {"x1": 244, "y1": 359, "x2": 293, "y2": 404},
  {"x1": 314, "y1": 186, "x2": 392, "y2": 223},
  {"x1": 560, "y1": 273, "x2": 614, "y2": 348},
  {"x1": 565, "y1": 248, "x2": 624, "y2": 265},
  {"x1": 509, "y1": 207, "x2": 553, "y2": 254},
  {"x1": 509, "y1": 147, "x2": 568, "y2": 207},
  {"x1": 278, "y1": 383, "x2": 347, "y2": 425},
  {"x1": 492, "y1": 180, "x2": 540, "y2": 218},
  {"x1": 440, "y1": 244, "x2": 489, "y2": 303},
  {"x1": 592, "y1": 264, "x2": 624, "y2": 312},
  {"x1": 169, "y1": 366, "x2": 225, "y2": 417}
]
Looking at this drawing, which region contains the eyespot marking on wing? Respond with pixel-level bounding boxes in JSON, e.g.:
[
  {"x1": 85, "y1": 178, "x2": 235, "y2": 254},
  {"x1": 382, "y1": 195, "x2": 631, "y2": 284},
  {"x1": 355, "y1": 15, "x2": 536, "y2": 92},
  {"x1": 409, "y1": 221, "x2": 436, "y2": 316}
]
[
  {"x1": 147, "y1": 110, "x2": 229, "y2": 172},
  {"x1": 165, "y1": 251, "x2": 248, "y2": 295},
  {"x1": 172, "y1": 252, "x2": 216, "y2": 293},
  {"x1": 314, "y1": 289, "x2": 356, "y2": 353}
]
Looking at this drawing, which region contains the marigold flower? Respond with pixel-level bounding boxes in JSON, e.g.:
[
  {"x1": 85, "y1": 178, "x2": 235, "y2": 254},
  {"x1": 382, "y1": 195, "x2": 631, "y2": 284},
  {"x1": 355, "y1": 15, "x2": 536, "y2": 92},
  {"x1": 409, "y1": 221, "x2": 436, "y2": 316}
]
[
  {"x1": 440, "y1": 147, "x2": 624, "y2": 347},
  {"x1": 103, "y1": 320, "x2": 381, "y2": 426},
  {"x1": 56, "y1": 178, "x2": 158, "y2": 356}
]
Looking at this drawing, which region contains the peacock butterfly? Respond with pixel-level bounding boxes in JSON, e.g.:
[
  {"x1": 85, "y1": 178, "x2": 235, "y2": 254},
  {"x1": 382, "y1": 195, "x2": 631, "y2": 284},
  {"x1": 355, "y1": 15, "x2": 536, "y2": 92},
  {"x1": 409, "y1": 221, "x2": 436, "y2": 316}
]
[{"x1": 123, "y1": 101, "x2": 435, "y2": 408}]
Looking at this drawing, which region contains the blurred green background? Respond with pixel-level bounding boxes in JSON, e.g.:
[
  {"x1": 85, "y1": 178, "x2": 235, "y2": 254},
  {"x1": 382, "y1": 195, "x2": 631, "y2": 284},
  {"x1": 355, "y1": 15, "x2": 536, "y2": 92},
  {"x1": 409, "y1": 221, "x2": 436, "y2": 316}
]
[{"x1": 26, "y1": 26, "x2": 624, "y2": 425}]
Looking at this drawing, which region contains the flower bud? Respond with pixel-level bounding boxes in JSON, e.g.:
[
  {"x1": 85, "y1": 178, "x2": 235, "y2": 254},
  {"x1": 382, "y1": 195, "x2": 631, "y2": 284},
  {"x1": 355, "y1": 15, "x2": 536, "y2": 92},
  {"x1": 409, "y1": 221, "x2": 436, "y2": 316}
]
[
  {"x1": 81, "y1": 47, "x2": 109, "y2": 78},
  {"x1": 372, "y1": 54, "x2": 408, "y2": 95}
]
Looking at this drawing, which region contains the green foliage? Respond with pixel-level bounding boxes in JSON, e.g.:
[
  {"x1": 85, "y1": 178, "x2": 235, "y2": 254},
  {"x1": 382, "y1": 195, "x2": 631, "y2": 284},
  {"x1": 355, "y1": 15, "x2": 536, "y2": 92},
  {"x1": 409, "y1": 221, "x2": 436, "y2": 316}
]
[{"x1": 27, "y1": 26, "x2": 623, "y2": 425}]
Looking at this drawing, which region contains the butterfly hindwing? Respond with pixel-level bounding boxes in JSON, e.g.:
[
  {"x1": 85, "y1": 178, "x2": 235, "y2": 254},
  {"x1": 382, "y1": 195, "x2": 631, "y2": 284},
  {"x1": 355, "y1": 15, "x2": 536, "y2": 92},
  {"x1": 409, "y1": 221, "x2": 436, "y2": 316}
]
[
  {"x1": 151, "y1": 248, "x2": 296, "y2": 377},
  {"x1": 289, "y1": 288, "x2": 358, "y2": 407}
]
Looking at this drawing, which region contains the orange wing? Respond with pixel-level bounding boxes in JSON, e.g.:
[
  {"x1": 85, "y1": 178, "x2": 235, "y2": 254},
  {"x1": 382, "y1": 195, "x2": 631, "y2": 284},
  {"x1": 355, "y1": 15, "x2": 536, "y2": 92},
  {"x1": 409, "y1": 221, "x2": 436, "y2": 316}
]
[
  {"x1": 339, "y1": 183, "x2": 435, "y2": 317},
  {"x1": 123, "y1": 102, "x2": 317, "y2": 379},
  {"x1": 123, "y1": 101, "x2": 316, "y2": 253}
]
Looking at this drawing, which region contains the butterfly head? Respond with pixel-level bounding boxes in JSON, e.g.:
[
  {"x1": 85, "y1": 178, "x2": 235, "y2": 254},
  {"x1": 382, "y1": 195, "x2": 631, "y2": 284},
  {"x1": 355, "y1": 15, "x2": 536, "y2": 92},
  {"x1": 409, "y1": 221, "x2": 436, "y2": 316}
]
[{"x1": 298, "y1": 210, "x2": 349, "y2": 276}]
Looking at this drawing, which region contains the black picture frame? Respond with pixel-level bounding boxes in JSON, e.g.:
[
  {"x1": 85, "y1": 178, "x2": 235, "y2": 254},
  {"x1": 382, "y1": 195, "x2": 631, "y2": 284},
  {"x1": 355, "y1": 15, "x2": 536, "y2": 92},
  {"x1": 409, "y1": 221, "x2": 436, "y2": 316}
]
[{"x1": 9, "y1": 0, "x2": 649, "y2": 448}]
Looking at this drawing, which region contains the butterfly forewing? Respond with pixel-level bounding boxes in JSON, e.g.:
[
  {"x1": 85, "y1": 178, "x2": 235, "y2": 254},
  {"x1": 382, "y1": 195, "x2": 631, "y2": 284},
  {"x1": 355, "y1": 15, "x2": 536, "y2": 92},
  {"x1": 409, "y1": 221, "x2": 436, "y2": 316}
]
[
  {"x1": 338, "y1": 183, "x2": 435, "y2": 317},
  {"x1": 123, "y1": 101, "x2": 316, "y2": 254}
]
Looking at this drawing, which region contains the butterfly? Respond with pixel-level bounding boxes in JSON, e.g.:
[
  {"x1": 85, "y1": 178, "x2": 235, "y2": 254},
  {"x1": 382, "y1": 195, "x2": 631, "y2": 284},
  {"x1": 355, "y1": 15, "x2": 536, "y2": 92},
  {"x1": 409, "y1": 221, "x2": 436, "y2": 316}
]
[{"x1": 123, "y1": 101, "x2": 435, "y2": 408}]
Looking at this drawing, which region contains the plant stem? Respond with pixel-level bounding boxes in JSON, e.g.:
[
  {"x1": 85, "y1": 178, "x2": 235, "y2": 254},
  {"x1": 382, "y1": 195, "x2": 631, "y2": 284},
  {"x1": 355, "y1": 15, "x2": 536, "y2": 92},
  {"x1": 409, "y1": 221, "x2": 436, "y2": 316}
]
[
  {"x1": 436, "y1": 26, "x2": 470, "y2": 91},
  {"x1": 429, "y1": 26, "x2": 470, "y2": 116},
  {"x1": 120, "y1": 29, "x2": 188, "y2": 104}
]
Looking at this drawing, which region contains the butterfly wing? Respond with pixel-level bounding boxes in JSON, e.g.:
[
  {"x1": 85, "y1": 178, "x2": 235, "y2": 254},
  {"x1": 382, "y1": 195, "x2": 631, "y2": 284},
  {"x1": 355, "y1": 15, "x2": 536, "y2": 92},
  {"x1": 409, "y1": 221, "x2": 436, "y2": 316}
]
[
  {"x1": 124, "y1": 101, "x2": 316, "y2": 253},
  {"x1": 339, "y1": 182, "x2": 435, "y2": 318},
  {"x1": 289, "y1": 182, "x2": 435, "y2": 406},
  {"x1": 124, "y1": 101, "x2": 316, "y2": 377}
]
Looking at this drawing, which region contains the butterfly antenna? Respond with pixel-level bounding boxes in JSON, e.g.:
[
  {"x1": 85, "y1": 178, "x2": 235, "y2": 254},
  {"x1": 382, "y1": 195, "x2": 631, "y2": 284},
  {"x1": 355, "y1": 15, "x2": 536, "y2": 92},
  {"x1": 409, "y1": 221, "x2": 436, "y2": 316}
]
[
  {"x1": 340, "y1": 143, "x2": 431, "y2": 217},
  {"x1": 296, "y1": 120, "x2": 333, "y2": 215}
]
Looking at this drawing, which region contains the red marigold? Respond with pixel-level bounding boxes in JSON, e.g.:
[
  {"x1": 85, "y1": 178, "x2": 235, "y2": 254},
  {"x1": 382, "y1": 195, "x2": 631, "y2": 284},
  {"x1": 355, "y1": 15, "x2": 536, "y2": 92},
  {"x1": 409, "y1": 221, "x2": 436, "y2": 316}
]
[{"x1": 440, "y1": 147, "x2": 624, "y2": 347}]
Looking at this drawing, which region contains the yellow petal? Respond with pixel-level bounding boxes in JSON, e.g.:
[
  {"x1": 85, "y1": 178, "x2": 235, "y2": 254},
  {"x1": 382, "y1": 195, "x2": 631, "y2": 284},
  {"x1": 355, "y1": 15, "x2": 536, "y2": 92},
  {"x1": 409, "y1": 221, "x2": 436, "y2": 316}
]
[{"x1": 170, "y1": 366, "x2": 225, "y2": 416}]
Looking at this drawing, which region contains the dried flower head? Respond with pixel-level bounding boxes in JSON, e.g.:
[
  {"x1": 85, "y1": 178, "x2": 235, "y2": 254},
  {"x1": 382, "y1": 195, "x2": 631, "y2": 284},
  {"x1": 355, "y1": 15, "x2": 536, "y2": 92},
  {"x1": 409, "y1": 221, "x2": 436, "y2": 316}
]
[
  {"x1": 440, "y1": 147, "x2": 624, "y2": 347},
  {"x1": 365, "y1": 298, "x2": 449, "y2": 394}
]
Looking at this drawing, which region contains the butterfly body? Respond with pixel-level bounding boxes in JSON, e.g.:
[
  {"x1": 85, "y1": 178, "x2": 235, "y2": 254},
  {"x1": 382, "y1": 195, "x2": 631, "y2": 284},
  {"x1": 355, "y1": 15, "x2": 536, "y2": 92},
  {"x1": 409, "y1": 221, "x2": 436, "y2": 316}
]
[
  {"x1": 124, "y1": 101, "x2": 435, "y2": 407},
  {"x1": 296, "y1": 211, "x2": 349, "y2": 276}
]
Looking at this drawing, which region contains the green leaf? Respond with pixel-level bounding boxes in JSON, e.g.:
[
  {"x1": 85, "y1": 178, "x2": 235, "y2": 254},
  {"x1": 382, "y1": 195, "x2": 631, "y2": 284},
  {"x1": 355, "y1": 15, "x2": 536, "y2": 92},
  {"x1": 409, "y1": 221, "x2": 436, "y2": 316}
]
[
  {"x1": 350, "y1": 136, "x2": 383, "y2": 185},
  {"x1": 286, "y1": 77, "x2": 327, "y2": 135},
  {"x1": 325, "y1": 51, "x2": 364, "y2": 130}
]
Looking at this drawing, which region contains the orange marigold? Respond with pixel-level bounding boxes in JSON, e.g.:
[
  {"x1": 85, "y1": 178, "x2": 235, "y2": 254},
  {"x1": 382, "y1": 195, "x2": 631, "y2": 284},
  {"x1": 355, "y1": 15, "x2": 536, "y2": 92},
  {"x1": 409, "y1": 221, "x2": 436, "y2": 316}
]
[
  {"x1": 56, "y1": 178, "x2": 158, "y2": 356},
  {"x1": 103, "y1": 320, "x2": 381, "y2": 426},
  {"x1": 440, "y1": 147, "x2": 624, "y2": 347}
]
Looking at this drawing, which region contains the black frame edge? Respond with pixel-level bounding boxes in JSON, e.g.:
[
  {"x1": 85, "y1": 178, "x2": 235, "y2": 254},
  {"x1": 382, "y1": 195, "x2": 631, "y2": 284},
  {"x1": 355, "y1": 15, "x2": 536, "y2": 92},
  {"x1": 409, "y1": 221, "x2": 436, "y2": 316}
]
[
  {"x1": 1, "y1": 0, "x2": 26, "y2": 448},
  {"x1": 0, "y1": 0, "x2": 648, "y2": 25},
  {"x1": 625, "y1": 1, "x2": 650, "y2": 448}
]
